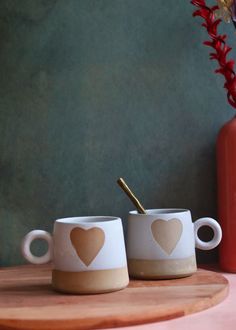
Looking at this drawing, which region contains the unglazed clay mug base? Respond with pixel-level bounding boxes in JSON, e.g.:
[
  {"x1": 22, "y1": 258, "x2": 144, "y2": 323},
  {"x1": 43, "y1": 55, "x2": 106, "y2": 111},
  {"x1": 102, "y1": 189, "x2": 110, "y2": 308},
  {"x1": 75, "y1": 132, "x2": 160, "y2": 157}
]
[
  {"x1": 21, "y1": 216, "x2": 129, "y2": 294},
  {"x1": 127, "y1": 209, "x2": 222, "y2": 279}
]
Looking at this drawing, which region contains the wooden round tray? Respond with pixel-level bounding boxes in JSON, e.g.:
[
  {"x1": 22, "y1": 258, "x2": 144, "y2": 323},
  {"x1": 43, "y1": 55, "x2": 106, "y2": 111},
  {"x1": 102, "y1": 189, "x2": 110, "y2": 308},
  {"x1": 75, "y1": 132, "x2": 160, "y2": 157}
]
[{"x1": 0, "y1": 264, "x2": 228, "y2": 330}]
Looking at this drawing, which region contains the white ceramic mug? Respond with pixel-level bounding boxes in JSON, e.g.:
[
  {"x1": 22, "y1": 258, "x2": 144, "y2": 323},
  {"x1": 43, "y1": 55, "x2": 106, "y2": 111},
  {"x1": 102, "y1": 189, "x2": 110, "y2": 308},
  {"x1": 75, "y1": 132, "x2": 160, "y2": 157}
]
[
  {"x1": 127, "y1": 209, "x2": 222, "y2": 279},
  {"x1": 21, "y1": 216, "x2": 129, "y2": 294}
]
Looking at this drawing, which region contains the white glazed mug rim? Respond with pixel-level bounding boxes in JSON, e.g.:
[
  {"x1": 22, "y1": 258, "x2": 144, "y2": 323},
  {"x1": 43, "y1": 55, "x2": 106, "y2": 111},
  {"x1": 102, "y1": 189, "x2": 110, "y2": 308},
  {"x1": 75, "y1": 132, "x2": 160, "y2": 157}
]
[
  {"x1": 129, "y1": 208, "x2": 189, "y2": 215},
  {"x1": 55, "y1": 216, "x2": 121, "y2": 225}
]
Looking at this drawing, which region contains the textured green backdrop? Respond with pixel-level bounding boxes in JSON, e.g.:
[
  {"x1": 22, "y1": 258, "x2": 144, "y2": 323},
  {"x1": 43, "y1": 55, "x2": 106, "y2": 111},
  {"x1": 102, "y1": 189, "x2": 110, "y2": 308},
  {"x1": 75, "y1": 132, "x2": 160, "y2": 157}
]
[{"x1": 0, "y1": 0, "x2": 234, "y2": 266}]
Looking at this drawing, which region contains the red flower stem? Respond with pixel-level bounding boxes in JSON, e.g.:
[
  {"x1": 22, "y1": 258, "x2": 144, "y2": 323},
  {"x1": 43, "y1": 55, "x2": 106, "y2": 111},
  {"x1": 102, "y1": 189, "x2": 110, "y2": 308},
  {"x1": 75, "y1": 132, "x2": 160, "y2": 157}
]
[{"x1": 191, "y1": 0, "x2": 236, "y2": 109}]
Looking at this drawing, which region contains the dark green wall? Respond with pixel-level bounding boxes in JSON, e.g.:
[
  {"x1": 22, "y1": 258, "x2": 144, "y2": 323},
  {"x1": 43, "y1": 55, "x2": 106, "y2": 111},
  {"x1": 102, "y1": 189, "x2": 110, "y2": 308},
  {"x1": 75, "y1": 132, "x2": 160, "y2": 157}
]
[{"x1": 0, "y1": 0, "x2": 234, "y2": 266}]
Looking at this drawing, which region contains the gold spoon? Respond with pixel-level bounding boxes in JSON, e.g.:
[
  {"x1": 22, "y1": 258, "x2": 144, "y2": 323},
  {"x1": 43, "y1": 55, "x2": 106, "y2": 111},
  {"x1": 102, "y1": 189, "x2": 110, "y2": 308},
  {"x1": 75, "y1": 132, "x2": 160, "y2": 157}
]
[{"x1": 117, "y1": 178, "x2": 146, "y2": 214}]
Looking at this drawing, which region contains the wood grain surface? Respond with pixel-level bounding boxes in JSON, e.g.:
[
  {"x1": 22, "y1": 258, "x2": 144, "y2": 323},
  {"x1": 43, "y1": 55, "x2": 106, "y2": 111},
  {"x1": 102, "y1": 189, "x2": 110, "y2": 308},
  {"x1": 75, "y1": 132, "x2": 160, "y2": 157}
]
[{"x1": 0, "y1": 264, "x2": 229, "y2": 330}]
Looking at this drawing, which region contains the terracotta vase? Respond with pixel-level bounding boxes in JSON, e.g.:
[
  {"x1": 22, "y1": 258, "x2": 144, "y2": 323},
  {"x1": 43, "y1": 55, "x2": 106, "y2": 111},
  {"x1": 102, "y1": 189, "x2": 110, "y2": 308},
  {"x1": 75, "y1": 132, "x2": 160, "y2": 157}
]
[{"x1": 217, "y1": 116, "x2": 236, "y2": 272}]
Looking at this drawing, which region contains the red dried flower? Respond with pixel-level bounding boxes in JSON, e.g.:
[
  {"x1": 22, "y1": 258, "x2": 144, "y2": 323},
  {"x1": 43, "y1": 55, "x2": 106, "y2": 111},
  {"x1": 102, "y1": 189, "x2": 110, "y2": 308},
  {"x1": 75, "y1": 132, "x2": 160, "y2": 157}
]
[{"x1": 191, "y1": 0, "x2": 236, "y2": 109}]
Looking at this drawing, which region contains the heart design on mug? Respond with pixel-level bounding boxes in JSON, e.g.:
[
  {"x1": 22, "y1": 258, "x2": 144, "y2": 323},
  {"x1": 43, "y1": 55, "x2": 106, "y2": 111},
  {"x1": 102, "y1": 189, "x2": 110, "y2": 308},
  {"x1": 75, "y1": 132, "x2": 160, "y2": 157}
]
[
  {"x1": 151, "y1": 218, "x2": 183, "y2": 255},
  {"x1": 70, "y1": 227, "x2": 105, "y2": 266}
]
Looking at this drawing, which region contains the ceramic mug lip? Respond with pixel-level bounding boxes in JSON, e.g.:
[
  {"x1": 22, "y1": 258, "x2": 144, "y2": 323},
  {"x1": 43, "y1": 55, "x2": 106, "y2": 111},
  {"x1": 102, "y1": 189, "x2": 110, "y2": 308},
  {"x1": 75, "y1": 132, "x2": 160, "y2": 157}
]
[
  {"x1": 55, "y1": 216, "x2": 121, "y2": 224},
  {"x1": 129, "y1": 208, "x2": 189, "y2": 215}
]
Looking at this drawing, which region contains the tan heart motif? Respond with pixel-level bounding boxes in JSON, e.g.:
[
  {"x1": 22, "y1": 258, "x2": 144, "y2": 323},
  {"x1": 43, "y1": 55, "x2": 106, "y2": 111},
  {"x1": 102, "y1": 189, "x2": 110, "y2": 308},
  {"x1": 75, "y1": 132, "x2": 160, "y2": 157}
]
[
  {"x1": 151, "y1": 218, "x2": 183, "y2": 255},
  {"x1": 70, "y1": 227, "x2": 105, "y2": 266}
]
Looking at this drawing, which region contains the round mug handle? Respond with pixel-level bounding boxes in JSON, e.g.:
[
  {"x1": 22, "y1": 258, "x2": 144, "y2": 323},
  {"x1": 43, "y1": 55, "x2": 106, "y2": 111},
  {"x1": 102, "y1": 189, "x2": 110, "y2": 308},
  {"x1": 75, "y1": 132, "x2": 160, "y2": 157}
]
[
  {"x1": 194, "y1": 217, "x2": 222, "y2": 250},
  {"x1": 21, "y1": 230, "x2": 53, "y2": 264}
]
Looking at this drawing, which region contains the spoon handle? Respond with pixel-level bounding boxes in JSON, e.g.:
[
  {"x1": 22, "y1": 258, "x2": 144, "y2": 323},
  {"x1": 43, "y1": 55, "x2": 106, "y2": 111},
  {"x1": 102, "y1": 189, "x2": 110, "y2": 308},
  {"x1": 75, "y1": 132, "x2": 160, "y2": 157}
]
[{"x1": 117, "y1": 178, "x2": 146, "y2": 214}]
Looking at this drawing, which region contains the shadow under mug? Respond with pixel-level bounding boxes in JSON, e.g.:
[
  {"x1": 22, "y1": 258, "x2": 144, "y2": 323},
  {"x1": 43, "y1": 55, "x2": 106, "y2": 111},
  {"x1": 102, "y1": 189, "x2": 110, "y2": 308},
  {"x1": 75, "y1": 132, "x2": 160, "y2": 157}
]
[
  {"x1": 21, "y1": 216, "x2": 129, "y2": 294},
  {"x1": 127, "y1": 209, "x2": 222, "y2": 279}
]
